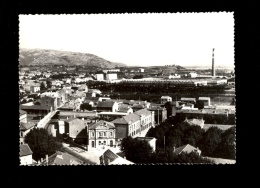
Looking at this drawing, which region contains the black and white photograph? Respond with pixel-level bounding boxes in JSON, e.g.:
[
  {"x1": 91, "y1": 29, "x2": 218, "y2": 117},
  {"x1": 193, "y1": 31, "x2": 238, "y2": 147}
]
[{"x1": 18, "y1": 13, "x2": 235, "y2": 165}]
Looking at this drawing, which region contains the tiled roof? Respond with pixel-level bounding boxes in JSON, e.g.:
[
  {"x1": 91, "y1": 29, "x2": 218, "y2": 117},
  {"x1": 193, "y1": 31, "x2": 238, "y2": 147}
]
[
  {"x1": 173, "y1": 144, "x2": 199, "y2": 155},
  {"x1": 132, "y1": 104, "x2": 144, "y2": 109},
  {"x1": 97, "y1": 101, "x2": 115, "y2": 108},
  {"x1": 43, "y1": 151, "x2": 83, "y2": 165},
  {"x1": 19, "y1": 109, "x2": 27, "y2": 116},
  {"x1": 123, "y1": 113, "x2": 140, "y2": 123},
  {"x1": 100, "y1": 149, "x2": 118, "y2": 164},
  {"x1": 89, "y1": 120, "x2": 115, "y2": 130},
  {"x1": 134, "y1": 109, "x2": 152, "y2": 116},
  {"x1": 20, "y1": 144, "x2": 33, "y2": 157},
  {"x1": 20, "y1": 122, "x2": 36, "y2": 131},
  {"x1": 112, "y1": 117, "x2": 128, "y2": 124}
]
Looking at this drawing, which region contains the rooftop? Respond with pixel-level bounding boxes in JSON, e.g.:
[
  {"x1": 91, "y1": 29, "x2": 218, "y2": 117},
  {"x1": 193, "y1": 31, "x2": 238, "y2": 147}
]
[
  {"x1": 89, "y1": 120, "x2": 115, "y2": 130},
  {"x1": 20, "y1": 144, "x2": 33, "y2": 157},
  {"x1": 97, "y1": 101, "x2": 115, "y2": 108}
]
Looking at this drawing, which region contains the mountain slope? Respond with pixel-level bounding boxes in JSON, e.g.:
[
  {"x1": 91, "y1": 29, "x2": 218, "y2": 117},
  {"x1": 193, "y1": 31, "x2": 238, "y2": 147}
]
[{"x1": 19, "y1": 48, "x2": 127, "y2": 68}]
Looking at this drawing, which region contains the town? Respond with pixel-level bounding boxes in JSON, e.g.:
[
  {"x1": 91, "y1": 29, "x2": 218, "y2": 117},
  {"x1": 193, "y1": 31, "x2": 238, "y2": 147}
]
[{"x1": 19, "y1": 49, "x2": 236, "y2": 165}]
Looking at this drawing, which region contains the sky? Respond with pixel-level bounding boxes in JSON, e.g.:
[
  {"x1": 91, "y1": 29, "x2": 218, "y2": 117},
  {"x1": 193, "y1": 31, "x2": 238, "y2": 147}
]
[{"x1": 19, "y1": 13, "x2": 234, "y2": 68}]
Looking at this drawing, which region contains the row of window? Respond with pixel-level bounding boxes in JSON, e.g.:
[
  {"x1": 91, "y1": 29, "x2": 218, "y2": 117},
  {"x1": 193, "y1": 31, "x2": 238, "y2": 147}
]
[{"x1": 90, "y1": 131, "x2": 114, "y2": 137}]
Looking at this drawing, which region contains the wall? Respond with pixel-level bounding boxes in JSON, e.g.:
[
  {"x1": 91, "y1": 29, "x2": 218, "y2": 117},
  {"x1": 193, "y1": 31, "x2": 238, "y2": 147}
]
[
  {"x1": 20, "y1": 114, "x2": 27, "y2": 123},
  {"x1": 114, "y1": 124, "x2": 128, "y2": 139},
  {"x1": 20, "y1": 155, "x2": 33, "y2": 165}
]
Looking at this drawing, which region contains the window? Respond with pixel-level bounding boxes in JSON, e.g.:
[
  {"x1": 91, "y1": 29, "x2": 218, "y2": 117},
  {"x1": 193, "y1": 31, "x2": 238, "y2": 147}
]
[
  {"x1": 110, "y1": 132, "x2": 113, "y2": 137},
  {"x1": 99, "y1": 132, "x2": 102, "y2": 137},
  {"x1": 104, "y1": 141, "x2": 106, "y2": 145},
  {"x1": 92, "y1": 132, "x2": 94, "y2": 137},
  {"x1": 98, "y1": 141, "x2": 101, "y2": 145},
  {"x1": 104, "y1": 132, "x2": 106, "y2": 137}
]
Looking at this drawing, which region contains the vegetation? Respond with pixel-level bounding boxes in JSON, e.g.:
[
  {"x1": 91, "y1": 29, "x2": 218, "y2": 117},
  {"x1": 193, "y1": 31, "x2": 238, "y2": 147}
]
[
  {"x1": 146, "y1": 119, "x2": 235, "y2": 160},
  {"x1": 24, "y1": 128, "x2": 62, "y2": 161}
]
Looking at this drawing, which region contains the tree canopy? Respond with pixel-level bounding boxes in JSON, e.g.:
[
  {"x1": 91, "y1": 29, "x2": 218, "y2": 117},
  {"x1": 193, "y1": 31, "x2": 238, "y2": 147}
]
[{"x1": 24, "y1": 128, "x2": 62, "y2": 161}]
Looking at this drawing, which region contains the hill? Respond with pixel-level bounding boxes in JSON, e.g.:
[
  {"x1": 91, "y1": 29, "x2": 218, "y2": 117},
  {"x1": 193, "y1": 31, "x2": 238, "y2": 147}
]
[{"x1": 19, "y1": 48, "x2": 127, "y2": 68}]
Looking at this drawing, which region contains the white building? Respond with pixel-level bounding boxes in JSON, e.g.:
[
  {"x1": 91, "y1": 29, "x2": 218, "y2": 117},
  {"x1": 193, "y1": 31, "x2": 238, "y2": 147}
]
[
  {"x1": 96, "y1": 73, "x2": 104, "y2": 81},
  {"x1": 198, "y1": 97, "x2": 211, "y2": 106},
  {"x1": 188, "y1": 72, "x2": 197, "y2": 78},
  {"x1": 139, "y1": 68, "x2": 144, "y2": 72},
  {"x1": 106, "y1": 73, "x2": 117, "y2": 81}
]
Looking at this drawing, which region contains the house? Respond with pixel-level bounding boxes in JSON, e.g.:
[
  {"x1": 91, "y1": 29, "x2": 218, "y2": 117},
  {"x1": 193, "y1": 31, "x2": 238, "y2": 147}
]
[
  {"x1": 96, "y1": 73, "x2": 104, "y2": 81},
  {"x1": 132, "y1": 104, "x2": 145, "y2": 112},
  {"x1": 173, "y1": 144, "x2": 201, "y2": 155},
  {"x1": 138, "y1": 68, "x2": 144, "y2": 73},
  {"x1": 88, "y1": 120, "x2": 116, "y2": 149},
  {"x1": 136, "y1": 137, "x2": 157, "y2": 152},
  {"x1": 99, "y1": 149, "x2": 134, "y2": 165},
  {"x1": 41, "y1": 151, "x2": 84, "y2": 165},
  {"x1": 118, "y1": 104, "x2": 133, "y2": 114},
  {"x1": 96, "y1": 101, "x2": 119, "y2": 112},
  {"x1": 161, "y1": 96, "x2": 172, "y2": 104},
  {"x1": 20, "y1": 122, "x2": 36, "y2": 144},
  {"x1": 112, "y1": 109, "x2": 155, "y2": 139},
  {"x1": 64, "y1": 117, "x2": 87, "y2": 144},
  {"x1": 20, "y1": 144, "x2": 33, "y2": 165},
  {"x1": 78, "y1": 84, "x2": 88, "y2": 92},
  {"x1": 183, "y1": 118, "x2": 205, "y2": 128}
]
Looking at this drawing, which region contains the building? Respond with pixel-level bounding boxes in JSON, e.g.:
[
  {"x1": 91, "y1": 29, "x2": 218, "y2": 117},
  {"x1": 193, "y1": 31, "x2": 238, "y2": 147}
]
[
  {"x1": 96, "y1": 73, "x2": 104, "y2": 81},
  {"x1": 20, "y1": 122, "x2": 36, "y2": 144},
  {"x1": 198, "y1": 97, "x2": 211, "y2": 106},
  {"x1": 148, "y1": 106, "x2": 167, "y2": 124},
  {"x1": 112, "y1": 109, "x2": 155, "y2": 139},
  {"x1": 103, "y1": 69, "x2": 120, "y2": 73},
  {"x1": 96, "y1": 101, "x2": 119, "y2": 112},
  {"x1": 173, "y1": 144, "x2": 201, "y2": 155},
  {"x1": 136, "y1": 137, "x2": 157, "y2": 152},
  {"x1": 161, "y1": 96, "x2": 172, "y2": 104},
  {"x1": 106, "y1": 73, "x2": 117, "y2": 81},
  {"x1": 139, "y1": 68, "x2": 144, "y2": 73},
  {"x1": 183, "y1": 118, "x2": 205, "y2": 128},
  {"x1": 64, "y1": 117, "x2": 87, "y2": 144},
  {"x1": 99, "y1": 149, "x2": 134, "y2": 165},
  {"x1": 88, "y1": 120, "x2": 116, "y2": 149},
  {"x1": 20, "y1": 144, "x2": 33, "y2": 165},
  {"x1": 188, "y1": 72, "x2": 197, "y2": 78}
]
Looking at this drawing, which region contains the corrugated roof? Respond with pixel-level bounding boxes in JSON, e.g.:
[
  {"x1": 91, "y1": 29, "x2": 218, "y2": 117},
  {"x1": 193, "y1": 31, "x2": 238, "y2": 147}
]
[
  {"x1": 59, "y1": 111, "x2": 97, "y2": 117},
  {"x1": 101, "y1": 149, "x2": 118, "y2": 164},
  {"x1": 20, "y1": 144, "x2": 33, "y2": 157}
]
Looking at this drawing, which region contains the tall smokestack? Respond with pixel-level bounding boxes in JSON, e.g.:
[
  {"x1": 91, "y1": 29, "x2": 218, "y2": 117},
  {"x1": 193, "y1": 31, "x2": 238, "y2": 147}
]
[{"x1": 212, "y1": 48, "x2": 215, "y2": 77}]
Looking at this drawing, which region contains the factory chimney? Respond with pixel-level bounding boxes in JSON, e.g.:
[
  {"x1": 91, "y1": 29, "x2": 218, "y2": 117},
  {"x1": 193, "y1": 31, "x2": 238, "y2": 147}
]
[{"x1": 212, "y1": 48, "x2": 215, "y2": 77}]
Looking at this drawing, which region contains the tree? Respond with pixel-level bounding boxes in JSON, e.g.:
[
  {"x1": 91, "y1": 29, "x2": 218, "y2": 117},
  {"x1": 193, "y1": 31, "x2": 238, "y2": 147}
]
[
  {"x1": 46, "y1": 79, "x2": 52, "y2": 89},
  {"x1": 24, "y1": 128, "x2": 62, "y2": 162},
  {"x1": 121, "y1": 136, "x2": 153, "y2": 163},
  {"x1": 198, "y1": 127, "x2": 223, "y2": 157},
  {"x1": 40, "y1": 82, "x2": 46, "y2": 91},
  {"x1": 214, "y1": 127, "x2": 236, "y2": 159}
]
